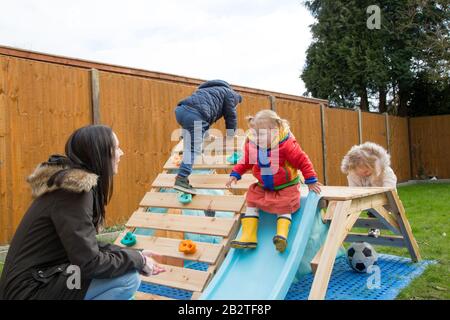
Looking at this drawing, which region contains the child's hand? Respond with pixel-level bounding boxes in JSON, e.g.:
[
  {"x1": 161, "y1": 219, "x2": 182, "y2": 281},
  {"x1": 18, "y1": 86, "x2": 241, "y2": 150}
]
[
  {"x1": 226, "y1": 176, "x2": 238, "y2": 188},
  {"x1": 307, "y1": 182, "x2": 322, "y2": 194}
]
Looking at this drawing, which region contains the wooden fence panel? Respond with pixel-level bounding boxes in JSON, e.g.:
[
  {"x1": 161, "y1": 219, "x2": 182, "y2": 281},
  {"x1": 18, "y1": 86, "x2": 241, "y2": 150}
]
[
  {"x1": 410, "y1": 115, "x2": 450, "y2": 179},
  {"x1": 389, "y1": 116, "x2": 411, "y2": 182},
  {"x1": 99, "y1": 72, "x2": 196, "y2": 226},
  {"x1": 361, "y1": 112, "x2": 387, "y2": 148},
  {"x1": 276, "y1": 99, "x2": 324, "y2": 183},
  {"x1": 325, "y1": 108, "x2": 360, "y2": 186},
  {"x1": 0, "y1": 55, "x2": 91, "y2": 243}
]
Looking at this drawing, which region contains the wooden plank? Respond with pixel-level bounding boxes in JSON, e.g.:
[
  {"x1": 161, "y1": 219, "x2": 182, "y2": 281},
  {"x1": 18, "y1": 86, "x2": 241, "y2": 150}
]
[
  {"x1": 323, "y1": 193, "x2": 389, "y2": 221},
  {"x1": 349, "y1": 193, "x2": 389, "y2": 212},
  {"x1": 386, "y1": 191, "x2": 421, "y2": 262},
  {"x1": 191, "y1": 292, "x2": 202, "y2": 300},
  {"x1": 369, "y1": 206, "x2": 402, "y2": 235},
  {"x1": 310, "y1": 246, "x2": 324, "y2": 274},
  {"x1": 322, "y1": 201, "x2": 337, "y2": 221},
  {"x1": 134, "y1": 292, "x2": 174, "y2": 300},
  {"x1": 206, "y1": 213, "x2": 241, "y2": 276},
  {"x1": 345, "y1": 233, "x2": 406, "y2": 247},
  {"x1": 354, "y1": 218, "x2": 393, "y2": 230},
  {"x1": 320, "y1": 103, "x2": 328, "y2": 185},
  {"x1": 140, "y1": 192, "x2": 245, "y2": 212},
  {"x1": 311, "y1": 200, "x2": 360, "y2": 275},
  {"x1": 318, "y1": 186, "x2": 394, "y2": 201},
  {"x1": 164, "y1": 154, "x2": 235, "y2": 170},
  {"x1": 90, "y1": 68, "x2": 101, "y2": 124},
  {"x1": 154, "y1": 208, "x2": 185, "y2": 267},
  {"x1": 117, "y1": 234, "x2": 223, "y2": 264},
  {"x1": 126, "y1": 212, "x2": 236, "y2": 237},
  {"x1": 152, "y1": 173, "x2": 257, "y2": 190},
  {"x1": 141, "y1": 264, "x2": 211, "y2": 292}
]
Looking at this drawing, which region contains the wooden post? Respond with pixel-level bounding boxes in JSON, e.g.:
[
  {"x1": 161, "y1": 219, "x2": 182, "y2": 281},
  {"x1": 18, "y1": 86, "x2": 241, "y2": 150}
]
[
  {"x1": 309, "y1": 200, "x2": 357, "y2": 300},
  {"x1": 357, "y1": 107, "x2": 363, "y2": 144},
  {"x1": 384, "y1": 112, "x2": 391, "y2": 153},
  {"x1": 320, "y1": 103, "x2": 328, "y2": 185},
  {"x1": 386, "y1": 191, "x2": 421, "y2": 262},
  {"x1": 269, "y1": 95, "x2": 276, "y2": 111},
  {"x1": 407, "y1": 116, "x2": 414, "y2": 180},
  {"x1": 90, "y1": 68, "x2": 101, "y2": 125}
]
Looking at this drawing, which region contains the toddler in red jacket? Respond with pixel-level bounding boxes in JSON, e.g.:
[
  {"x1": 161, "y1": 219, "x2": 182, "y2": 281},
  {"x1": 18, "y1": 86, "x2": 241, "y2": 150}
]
[{"x1": 226, "y1": 110, "x2": 321, "y2": 252}]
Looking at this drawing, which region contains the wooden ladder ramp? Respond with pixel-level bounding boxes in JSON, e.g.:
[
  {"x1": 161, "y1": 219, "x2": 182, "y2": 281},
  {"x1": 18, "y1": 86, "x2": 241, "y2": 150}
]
[{"x1": 115, "y1": 136, "x2": 247, "y2": 300}]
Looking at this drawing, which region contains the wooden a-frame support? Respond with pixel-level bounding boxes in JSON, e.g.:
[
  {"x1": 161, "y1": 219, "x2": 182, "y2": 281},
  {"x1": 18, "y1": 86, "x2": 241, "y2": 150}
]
[{"x1": 309, "y1": 189, "x2": 421, "y2": 300}]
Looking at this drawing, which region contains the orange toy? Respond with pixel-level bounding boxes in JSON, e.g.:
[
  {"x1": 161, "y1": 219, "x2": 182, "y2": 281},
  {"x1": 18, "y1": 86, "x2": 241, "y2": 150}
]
[{"x1": 178, "y1": 240, "x2": 197, "y2": 254}]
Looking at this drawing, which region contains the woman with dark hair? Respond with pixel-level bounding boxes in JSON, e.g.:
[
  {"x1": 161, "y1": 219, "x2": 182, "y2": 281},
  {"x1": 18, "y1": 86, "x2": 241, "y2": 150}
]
[{"x1": 0, "y1": 125, "x2": 164, "y2": 300}]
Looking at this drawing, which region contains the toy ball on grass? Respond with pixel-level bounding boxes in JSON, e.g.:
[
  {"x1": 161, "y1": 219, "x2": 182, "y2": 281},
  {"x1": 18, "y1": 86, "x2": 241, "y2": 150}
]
[{"x1": 347, "y1": 242, "x2": 378, "y2": 273}]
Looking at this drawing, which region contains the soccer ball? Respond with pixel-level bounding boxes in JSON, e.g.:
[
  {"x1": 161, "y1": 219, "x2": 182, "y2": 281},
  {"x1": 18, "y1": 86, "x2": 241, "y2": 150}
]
[{"x1": 347, "y1": 242, "x2": 378, "y2": 273}]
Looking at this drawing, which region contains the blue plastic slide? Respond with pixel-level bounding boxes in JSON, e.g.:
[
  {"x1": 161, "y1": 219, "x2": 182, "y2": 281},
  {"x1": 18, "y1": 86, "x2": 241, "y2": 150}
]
[{"x1": 200, "y1": 191, "x2": 322, "y2": 300}]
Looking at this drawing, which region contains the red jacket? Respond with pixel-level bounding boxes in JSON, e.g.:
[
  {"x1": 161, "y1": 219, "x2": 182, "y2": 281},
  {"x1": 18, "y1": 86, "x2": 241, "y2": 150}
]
[{"x1": 230, "y1": 132, "x2": 318, "y2": 190}]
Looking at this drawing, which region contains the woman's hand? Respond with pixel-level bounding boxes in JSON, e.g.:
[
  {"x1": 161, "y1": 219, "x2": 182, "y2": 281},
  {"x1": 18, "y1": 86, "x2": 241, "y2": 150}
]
[
  {"x1": 141, "y1": 250, "x2": 166, "y2": 276},
  {"x1": 307, "y1": 182, "x2": 322, "y2": 194},
  {"x1": 226, "y1": 176, "x2": 238, "y2": 188}
]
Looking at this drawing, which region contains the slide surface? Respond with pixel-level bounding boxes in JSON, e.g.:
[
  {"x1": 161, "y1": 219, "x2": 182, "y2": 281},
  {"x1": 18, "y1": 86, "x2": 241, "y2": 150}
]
[{"x1": 200, "y1": 191, "x2": 322, "y2": 300}]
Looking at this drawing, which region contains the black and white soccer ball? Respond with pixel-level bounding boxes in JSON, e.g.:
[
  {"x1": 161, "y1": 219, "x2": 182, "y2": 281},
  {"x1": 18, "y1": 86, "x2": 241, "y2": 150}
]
[{"x1": 347, "y1": 242, "x2": 378, "y2": 273}]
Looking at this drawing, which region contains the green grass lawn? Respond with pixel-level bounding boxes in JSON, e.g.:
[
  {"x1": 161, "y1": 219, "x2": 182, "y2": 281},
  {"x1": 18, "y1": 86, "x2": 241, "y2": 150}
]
[
  {"x1": 0, "y1": 183, "x2": 448, "y2": 299},
  {"x1": 380, "y1": 183, "x2": 450, "y2": 299}
]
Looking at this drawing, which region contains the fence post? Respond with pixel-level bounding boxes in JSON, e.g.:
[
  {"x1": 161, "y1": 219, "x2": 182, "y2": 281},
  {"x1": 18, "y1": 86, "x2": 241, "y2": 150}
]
[
  {"x1": 90, "y1": 68, "x2": 101, "y2": 125},
  {"x1": 356, "y1": 107, "x2": 363, "y2": 144},
  {"x1": 384, "y1": 112, "x2": 391, "y2": 153},
  {"x1": 269, "y1": 95, "x2": 276, "y2": 111},
  {"x1": 320, "y1": 103, "x2": 328, "y2": 185},
  {"x1": 407, "y1": 116, "x2": 414, "y2": 180}
]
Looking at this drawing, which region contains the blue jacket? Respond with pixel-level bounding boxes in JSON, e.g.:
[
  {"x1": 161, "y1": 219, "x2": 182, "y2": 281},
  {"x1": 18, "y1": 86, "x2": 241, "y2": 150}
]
[{"x1": 177, "y1": 80, "x2": 242, "y2": 131}]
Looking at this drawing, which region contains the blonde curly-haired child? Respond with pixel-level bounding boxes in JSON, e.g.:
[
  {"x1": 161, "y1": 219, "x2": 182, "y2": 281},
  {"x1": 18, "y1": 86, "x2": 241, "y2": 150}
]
[{"x1": 341, "y1": 141, "x2": 397, "y2": 237}]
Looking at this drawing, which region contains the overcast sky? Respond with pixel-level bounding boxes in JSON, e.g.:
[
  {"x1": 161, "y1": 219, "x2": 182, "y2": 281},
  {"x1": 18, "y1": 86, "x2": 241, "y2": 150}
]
[{"x1": 0, "y1": 0, "x2": 315, "y2": 95}]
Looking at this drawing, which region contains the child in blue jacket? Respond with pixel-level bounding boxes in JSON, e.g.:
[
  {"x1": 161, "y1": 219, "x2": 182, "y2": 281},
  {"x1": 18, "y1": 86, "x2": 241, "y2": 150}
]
[{"x1": 174, "y1": 80, "x2": 242, "y2": 193}]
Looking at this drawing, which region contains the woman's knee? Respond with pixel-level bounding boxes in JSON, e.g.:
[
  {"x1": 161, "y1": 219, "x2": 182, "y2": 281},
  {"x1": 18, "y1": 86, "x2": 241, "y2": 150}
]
[{"x1": 122, "y1": 271, "x2": 141, "y2": 291}]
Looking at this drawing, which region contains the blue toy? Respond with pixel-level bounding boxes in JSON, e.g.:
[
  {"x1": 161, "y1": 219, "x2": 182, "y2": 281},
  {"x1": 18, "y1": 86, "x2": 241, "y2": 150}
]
[
  {"x1": 227, "y1": 151, "x2": 242, "y2": 164},
  {"x1": 178, "y1": 192, "x2": 193, "y2": 204},
  {"x1": 120, "y1": 232, "x2": 137, "y2": 247}
]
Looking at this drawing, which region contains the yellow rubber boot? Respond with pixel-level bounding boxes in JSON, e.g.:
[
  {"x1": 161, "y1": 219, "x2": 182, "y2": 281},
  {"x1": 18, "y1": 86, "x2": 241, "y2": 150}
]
[
  {"x1": 231, "y1": 216, "x2": 258, "y2": 249},
  {"x1": 273, "y1": 217, "x2": 291, "y2": 253}
]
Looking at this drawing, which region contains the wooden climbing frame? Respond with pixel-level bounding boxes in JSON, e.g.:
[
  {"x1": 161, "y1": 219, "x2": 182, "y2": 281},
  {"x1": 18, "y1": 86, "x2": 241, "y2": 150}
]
[
  {"x1": 115, "y1": 135, "x2": 246, "y2": 300},
  {"x1": 116, "y1": 135, "x2": 421, "y2": 300}
]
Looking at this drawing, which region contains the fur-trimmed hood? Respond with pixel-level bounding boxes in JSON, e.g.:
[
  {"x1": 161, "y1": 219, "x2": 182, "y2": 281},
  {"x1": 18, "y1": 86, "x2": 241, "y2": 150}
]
[
  {"x1": 27, "y1": 155, "x2": 98, "y2": 198},
  {"x1": 341, "y1": 142, "x2": 391, "y2": 176}
]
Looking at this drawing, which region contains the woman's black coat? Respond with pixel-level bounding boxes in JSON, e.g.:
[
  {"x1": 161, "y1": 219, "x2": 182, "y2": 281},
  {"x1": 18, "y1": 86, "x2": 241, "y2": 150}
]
[{"x1": 0, "y1": 159, "x2": 145, "y2": 300}]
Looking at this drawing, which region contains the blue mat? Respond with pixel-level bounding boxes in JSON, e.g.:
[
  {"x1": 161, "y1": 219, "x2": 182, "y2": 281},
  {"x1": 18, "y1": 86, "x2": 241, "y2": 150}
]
[
  {"x1": 286, "y1": 254, "x2": 435, "y2": 300},
  {"x1": 138, "y1": 254, "x2": 434, "y2": 300}
]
